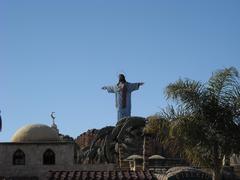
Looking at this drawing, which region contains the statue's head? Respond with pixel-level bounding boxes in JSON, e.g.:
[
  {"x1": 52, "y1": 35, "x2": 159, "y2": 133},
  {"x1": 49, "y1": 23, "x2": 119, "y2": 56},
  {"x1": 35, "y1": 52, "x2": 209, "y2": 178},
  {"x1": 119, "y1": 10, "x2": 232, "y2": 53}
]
[{"x1": 118, "y1": 74, "x2": 126, "y2": 83}]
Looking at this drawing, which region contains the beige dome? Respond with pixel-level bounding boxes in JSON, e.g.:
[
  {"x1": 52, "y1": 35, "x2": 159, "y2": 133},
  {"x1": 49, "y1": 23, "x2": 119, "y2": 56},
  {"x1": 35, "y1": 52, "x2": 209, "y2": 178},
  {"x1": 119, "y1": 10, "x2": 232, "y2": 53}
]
[
  {"x1": 149, "y1": 155, "x2": 165, "y2": 160},
  {"x1": 11, "y1": 124, "x2": 60, "y2": 142}
]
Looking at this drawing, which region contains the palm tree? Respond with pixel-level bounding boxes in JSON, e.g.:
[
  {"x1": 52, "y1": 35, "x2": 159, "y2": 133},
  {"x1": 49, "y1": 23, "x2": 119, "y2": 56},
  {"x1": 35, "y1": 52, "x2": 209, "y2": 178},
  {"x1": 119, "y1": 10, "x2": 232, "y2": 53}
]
[
  {"x1": 144, "y1": 116, "x2": 170, "y2": 154},
  {"x1": 164, "y1": 67, "x2": 240, "y2": 180}
]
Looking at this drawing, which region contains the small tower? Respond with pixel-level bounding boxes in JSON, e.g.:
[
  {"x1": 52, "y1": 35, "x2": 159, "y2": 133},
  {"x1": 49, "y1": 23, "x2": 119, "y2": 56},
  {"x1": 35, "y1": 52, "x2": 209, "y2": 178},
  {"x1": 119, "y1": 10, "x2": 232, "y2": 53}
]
[{"x1": 51, "y1": 112, "x2": 59, "y2": 134}]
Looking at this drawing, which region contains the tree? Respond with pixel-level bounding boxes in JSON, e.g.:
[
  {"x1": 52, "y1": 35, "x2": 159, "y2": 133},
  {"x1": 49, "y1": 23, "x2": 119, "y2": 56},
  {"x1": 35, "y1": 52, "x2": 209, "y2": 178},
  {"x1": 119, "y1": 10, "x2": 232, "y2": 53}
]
[
  {"x1": 164, "y1": 67, "x2": 240, "y2": 180},
  {"x1": 144, "y1": 116, "x2": 181, "y2": 157},
  {"x1": 145, "y1": 116, "x2": 170, "y2": 142}
]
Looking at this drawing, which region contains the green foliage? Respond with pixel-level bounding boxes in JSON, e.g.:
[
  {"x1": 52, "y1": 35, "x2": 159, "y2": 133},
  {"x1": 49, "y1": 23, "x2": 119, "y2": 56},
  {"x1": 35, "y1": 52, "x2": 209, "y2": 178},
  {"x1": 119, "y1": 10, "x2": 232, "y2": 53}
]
[
  {"x1": 145, "y1": 116, "x2": 169, "y2": 137},
  {"x1": 163, "y1": 67, "x2": 240, "y2": 179},
  {"x1": 145, "y1": 115, "x2": 183, "y2": 158}
]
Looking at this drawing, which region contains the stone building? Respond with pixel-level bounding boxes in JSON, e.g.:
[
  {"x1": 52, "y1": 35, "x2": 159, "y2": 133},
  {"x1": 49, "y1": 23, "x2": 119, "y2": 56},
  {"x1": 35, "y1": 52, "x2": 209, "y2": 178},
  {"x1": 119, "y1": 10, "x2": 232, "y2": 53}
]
[
  {"x1": 0, "y1": 123, "x2": 116, "y2": 180},
  {"x1": 0, "y1": 124, "x2": 76, "y2": 179}
]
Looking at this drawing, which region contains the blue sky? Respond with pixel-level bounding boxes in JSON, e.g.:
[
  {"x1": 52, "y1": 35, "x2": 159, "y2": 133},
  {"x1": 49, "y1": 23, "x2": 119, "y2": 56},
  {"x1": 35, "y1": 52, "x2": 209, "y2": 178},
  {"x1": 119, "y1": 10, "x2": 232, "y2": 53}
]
[{"x1": 0, "y1": 0, "x2": 240, "y2": 142}]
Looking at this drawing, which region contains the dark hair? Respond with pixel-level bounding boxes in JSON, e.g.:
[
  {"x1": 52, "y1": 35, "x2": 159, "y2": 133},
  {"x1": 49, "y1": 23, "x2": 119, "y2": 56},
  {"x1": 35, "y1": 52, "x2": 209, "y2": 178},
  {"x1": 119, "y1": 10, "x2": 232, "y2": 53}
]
[{"x1": 118, "y1": 74, "x2": 126, "y2": 83}]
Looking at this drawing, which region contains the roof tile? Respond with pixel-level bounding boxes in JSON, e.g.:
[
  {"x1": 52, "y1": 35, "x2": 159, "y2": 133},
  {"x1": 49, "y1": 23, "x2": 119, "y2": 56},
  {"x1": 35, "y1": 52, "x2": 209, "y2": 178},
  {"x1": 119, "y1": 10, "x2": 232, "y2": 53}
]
[{"x1": 47, "y1": 170, "x2": 157, "y2": 180}]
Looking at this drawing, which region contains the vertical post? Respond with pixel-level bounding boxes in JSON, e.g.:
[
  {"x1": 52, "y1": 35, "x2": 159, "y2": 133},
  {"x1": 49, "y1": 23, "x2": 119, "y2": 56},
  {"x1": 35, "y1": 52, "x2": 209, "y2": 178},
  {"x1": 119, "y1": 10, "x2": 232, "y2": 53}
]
[
  {"x1": 119, "y1": 143, "x2": 122, "y2": 169},
  {"x1": 143, "y1": 119, "x2": 149, "y2": 171},
  {"x1": 143, "y1": 135, "x2": 147, "y2": 171},
  {"x1": 134, "y1": 160, "x2": 136, "y2": 171}
]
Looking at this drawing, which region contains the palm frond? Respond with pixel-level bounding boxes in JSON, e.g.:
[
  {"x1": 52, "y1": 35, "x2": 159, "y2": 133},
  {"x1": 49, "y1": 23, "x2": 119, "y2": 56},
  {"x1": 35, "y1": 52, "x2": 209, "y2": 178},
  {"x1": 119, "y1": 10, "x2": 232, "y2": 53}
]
[
  {"x1": 165, "y1": 78, "x2": 204, "y2": 111},
  {"x1": 208, "y1": 67, "x2": 239, "y2": 100},
  {"x1": 160, "y1": 105, "x2": 191, "y2": 120},
  {"x1": 162, "y1": 67, "x2": 240, "y2": 174}
]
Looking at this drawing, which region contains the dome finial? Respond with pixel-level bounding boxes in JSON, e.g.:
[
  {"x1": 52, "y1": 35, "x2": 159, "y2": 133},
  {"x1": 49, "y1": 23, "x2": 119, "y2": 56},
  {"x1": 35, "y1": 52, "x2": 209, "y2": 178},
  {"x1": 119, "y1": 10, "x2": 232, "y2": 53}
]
[
  {"x1": 50, "y1": 112, "x2": 59, "y2": 134},
  {"x1": 51, "y1": 112, "x2": 56, "y2": 124}
]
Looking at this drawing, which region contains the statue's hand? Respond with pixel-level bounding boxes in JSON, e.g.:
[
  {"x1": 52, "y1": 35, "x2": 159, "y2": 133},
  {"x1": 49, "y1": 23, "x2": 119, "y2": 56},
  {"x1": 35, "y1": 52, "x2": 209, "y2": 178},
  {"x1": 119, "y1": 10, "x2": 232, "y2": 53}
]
[{"x1": 102, "y1": 86, "x2": 107, "y2": 90}]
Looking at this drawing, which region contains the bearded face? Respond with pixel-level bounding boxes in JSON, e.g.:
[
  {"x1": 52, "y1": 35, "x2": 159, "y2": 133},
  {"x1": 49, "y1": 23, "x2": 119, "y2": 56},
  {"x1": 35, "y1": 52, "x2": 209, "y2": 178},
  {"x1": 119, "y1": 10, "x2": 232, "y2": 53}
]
[{"x1": 119, "y1": 74, "x2": 126, "y2": 83}]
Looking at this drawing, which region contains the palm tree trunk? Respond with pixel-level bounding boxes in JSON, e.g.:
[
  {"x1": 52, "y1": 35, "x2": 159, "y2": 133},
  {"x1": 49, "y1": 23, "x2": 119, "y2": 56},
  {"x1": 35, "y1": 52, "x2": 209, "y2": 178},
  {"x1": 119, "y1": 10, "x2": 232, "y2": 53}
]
[
  {"x1": 212, "y1": 144, "x2": 222, "y2": 180},
  {"x1": 212, "y1": 168, "x2": 221, "y2": 180},
  {"x1": 223, "y1": 155, "x2": 230, "y2": 166}
]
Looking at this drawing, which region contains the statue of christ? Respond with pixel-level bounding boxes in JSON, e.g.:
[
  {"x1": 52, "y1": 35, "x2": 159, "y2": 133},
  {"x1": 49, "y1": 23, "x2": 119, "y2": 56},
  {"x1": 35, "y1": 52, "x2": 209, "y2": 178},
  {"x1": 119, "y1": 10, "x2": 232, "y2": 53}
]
[{"x1": 102, "y1": 74, "x2": 144, "y2": 121}]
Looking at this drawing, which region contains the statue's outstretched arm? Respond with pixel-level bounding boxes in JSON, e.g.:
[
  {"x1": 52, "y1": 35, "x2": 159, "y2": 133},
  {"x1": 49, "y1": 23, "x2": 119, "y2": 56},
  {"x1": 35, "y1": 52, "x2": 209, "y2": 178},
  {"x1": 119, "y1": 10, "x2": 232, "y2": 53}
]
[
  {"x1": 102, "y1": 85, "x2": 116, "y2": 93},
  {"x1": 129, "y1": 82, "x2": 144, "y2": 92}
]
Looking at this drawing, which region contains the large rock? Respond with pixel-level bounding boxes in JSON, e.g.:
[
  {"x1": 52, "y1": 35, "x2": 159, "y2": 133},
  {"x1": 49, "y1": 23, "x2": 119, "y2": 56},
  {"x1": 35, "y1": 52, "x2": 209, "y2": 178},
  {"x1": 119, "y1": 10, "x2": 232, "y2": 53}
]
[{"x1": 79, "y1": 116, "x2": 146, "y2": 164}]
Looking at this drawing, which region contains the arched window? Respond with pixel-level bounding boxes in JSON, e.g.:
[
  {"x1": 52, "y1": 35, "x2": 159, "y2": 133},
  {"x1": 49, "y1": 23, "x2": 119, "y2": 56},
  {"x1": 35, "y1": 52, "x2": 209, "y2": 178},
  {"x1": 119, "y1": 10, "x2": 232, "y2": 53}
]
[
  {"x1": 43, "y1": 149, "x2": 55, "y2": 165},
  {"x1": 13, "y1": 149, "x2": 25, "y2": 165}
]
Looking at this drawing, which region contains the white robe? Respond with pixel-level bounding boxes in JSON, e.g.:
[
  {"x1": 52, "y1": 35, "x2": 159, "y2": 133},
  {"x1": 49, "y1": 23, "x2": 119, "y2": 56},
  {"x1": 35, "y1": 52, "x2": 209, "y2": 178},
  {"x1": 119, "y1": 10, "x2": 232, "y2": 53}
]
[{"x1": 105, "y1": 82, "x2": 140, "y2": 121}]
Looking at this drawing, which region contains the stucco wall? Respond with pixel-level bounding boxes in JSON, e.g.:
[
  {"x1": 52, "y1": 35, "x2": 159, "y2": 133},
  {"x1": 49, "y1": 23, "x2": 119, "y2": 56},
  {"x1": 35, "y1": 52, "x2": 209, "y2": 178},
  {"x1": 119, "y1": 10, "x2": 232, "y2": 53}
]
[{"x1": 0, "y1": 142, "x2": 75, "y2": 179}]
